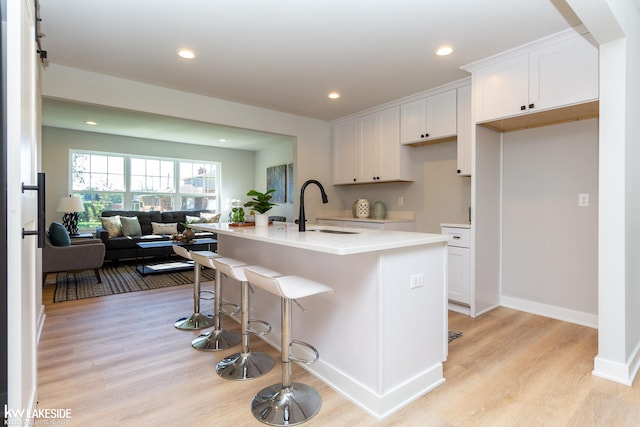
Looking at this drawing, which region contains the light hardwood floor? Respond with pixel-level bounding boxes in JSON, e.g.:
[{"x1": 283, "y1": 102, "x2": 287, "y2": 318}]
[{"x1": 38, "y1": 280, "x2": 640, "y2": 426}]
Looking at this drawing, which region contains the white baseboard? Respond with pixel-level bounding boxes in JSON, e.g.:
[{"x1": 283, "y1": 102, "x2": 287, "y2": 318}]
[
  {"x1": 500, "y1": 295, "x2": 598, "y2": 329},
  {"x1": 448, "y1": 301, "x2": 470, "y2": 316},
  {"x1": 593, "y1": 340, "x2": 640, "y2": 386},
  {"x1": 259, "y1": 327, "x2": 445, "y2": 420}
]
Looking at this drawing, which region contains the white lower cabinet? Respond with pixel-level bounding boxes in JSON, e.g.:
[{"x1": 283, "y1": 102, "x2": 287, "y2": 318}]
[{"x1": 441, "y1": 226, "x2": 470, "y2": 306}]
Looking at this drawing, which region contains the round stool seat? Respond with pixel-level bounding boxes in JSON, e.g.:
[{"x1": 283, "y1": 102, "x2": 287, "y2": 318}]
[
  {"x1": 173, "y1": 245, "x2": 219, "y2": 330},
  {"x1": 212, "y1": 257, "x2": 280, "y2": 380}
]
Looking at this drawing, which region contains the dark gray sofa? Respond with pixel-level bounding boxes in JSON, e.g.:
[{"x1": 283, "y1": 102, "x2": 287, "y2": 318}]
[{"x1": 97, "y1": 210, "x2": 217, "y2": 261}]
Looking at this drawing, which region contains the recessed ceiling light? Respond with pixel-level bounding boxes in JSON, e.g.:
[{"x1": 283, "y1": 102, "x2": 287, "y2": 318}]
[
  {"x1": 85, "y1": 121, "x2": 97, "y2": 126},
  {"x1": 328, "y1": 92, "x2": 340, "y2": 99},
  {"x1": 436, "y1": 46, "x2": 453, "y2": 56},
  {"x1": 177, "y1": 49, "x2": 196, "y2": 59},
  {"x1": 219, "y1": 139, "x2": 227, "y2": 142}
]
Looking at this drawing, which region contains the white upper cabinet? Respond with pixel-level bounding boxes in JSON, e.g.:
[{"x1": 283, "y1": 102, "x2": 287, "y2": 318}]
[
  {"x1": 473, "y1": 55, "x2": 529, "y2": 123},
  {"x1": 400, "y1": 89, "x2": 457, "y2": 144},
  {"x1": 470, "y1": 31, "x2": 598, "y2": 124},
  {"x1": 332, "y1": 118, "x2": 359, "y2": 184},
  {"x1": 529, "y1": 35, "x2": 598, "y2": 111},
  {"x1": 332, "y1": 106, "x2": 412, "y2": 185}
]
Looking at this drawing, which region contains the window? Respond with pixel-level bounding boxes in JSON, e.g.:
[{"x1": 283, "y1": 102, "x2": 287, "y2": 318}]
[
  {"x1": 72, "y1": 152, "x2": 125, "y2": 192},
  {"x1": 70, "y1": 150, "x2": 220, "y2": 230}
]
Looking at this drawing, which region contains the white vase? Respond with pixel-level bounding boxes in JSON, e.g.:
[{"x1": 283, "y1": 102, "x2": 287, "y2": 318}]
[
  {"x1": 254, "y1": 213, "x2": 269, "y2": 227},
  {"x1": 355, "y1": 199, "x2": 370, "y2": 218}
]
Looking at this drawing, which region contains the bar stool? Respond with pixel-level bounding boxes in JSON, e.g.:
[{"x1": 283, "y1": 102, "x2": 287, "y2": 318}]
[
  {"x1": 172, "y1": 245, "x2": 217, "y2": 330},
  {"x1": 244, "y1": 266, "x2": 334, "y2": 426},
  {"x1": 212, "y1": 257, "x2": 279, "y2": 380},
  {"x1": 190, "y1": 252, "x2": 242, "y2": 351}
]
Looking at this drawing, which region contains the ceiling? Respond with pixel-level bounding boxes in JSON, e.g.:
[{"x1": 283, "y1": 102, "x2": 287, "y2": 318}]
[{"x1": 38, "y1": 0, "x2": 581, "y2": 150}]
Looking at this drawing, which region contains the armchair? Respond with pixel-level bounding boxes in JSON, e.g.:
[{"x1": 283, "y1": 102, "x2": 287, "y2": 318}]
[{"x1": 42, "y1": 235, "x2": 106, "y2": 284}]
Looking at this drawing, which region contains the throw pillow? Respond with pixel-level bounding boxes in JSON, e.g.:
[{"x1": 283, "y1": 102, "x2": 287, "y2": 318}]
[
  {"x1": 101, "y1": 216, "x2": 123, "y2": 238},
  {"x1": 120, "y1": 216, "x2": 142, "y2": 237},
  {"x1": 151, "y1": 222, "x2": 178, "y2": 235},
  {"x1": 48, "y1": 222, "x2": 71, "y2": 246},
  {"x1": 200, "y1": 212, "x2": 221, "y2": 223},
  {"x1": 185, "y1": 215, "x2": 204, "y2": 224}
]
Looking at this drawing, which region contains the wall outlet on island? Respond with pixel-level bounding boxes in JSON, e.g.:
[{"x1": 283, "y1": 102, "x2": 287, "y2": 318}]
[
  {"x1": 410, "y1": 273, "x2": 424, "y2": 289},
  {"x1": 398, "y1": 196, "x2": 404, "y2": 206}
]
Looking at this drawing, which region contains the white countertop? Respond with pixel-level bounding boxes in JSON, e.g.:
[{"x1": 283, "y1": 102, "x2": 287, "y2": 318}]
[
  {"x1": 440, "y1": 223, "x2": 471, "y2": 229},
  {"x1": 317, "y1": 216, "x2": 414, "y2": 224},
  {"x1": 191, "y1": 222, "x2": 451, "y2": 255}
]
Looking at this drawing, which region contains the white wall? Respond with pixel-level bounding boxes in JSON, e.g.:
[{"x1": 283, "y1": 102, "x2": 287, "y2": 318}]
[
  {"x1": 41, "y1": 127, "x2": 266, "y2": 225},
  {"x1": 501, "y1": 119, "x2": 598, "y2": 319},
  {"x1": 567, "y1": 0, "x2": 640, "y2": 386},
  {"x1": 254, "y1": 141, "x2": 295, "y2": 222},
  {"x1": 41, "y1": 64, "x2": 338, "y2": 223},
  {"x1": 334, "y1": 139, "x2": 471, "y2": 233}
]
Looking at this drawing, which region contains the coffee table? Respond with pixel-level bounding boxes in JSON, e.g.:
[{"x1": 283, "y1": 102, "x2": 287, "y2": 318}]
[{"x1": 136, "y1": 238, "x2": 217, "y2": 276}]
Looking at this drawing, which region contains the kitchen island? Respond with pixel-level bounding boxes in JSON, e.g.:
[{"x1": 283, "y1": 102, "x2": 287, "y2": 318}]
[{"x1": 191, "y1": 222, "x2": 451, "y2": 420}]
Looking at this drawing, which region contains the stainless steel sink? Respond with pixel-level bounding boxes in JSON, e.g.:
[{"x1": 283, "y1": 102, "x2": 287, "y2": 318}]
[{"x1": 309, "y1": 229, "x2": 359, "y2": 235}]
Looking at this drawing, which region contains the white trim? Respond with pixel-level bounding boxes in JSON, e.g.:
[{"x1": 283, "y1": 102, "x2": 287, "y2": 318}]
[
  {"x1": 592, "y1": 340, "x2": 640, "y2": 386},
  {"x1": 500, "y1": 295, "x2": 598, "y2": 328},
  {"x1": 461, "y1": 25, "x2": 590, "y2": 73}
]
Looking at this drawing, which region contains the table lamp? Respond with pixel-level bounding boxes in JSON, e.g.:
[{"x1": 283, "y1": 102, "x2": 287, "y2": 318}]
[{"x1": 56, "y1": 195, "x2": 84, "y2": 235}]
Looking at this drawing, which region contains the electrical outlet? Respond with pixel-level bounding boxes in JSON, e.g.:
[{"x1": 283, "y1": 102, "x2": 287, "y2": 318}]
[
  {"x1": 410, "y1": 273, "x2": 424, "y2": 289},
  {"x1": 579, "y1": 193, "x2": 589, "y2": 207},
  {"x1": 398, "y1": 196, "x2": 404, "y2": 206}
]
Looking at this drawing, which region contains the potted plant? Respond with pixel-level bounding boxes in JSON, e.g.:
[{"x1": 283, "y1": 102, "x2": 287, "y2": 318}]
[{"x1": 244, "y1": 189, "x2": 277, "y2": 226}]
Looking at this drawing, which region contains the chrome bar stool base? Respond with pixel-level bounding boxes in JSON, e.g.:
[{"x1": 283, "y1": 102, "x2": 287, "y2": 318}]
[
  {"x1": 191, "y1": 329, "x2": 241, "y2": 351},
  {"x1": 216, "y1": 351, "x2": 275, "y2": 380},
  {"x1": 243, "y1": 267, "x2": 334, "y2": 426},
  {"x1": 172, "y1": 246, "x2": 218, "y2": 331},
  {"x1": 251, "y1": 383, "x2": 321, "y2": 426},
  {"x1": 212, "y1": 258, "x2": 280, "y2": 379},
  {"x1": 174, "y1": 312, "x2": 214, "y2": 330}
]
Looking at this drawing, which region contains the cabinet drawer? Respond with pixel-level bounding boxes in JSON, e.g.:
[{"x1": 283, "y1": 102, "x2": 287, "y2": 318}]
[{"x1": 441, "y1": 227, "x2": 470, "y2": 248}]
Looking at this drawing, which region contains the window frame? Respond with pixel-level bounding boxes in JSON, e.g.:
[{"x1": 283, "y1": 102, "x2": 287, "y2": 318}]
[{"x1": 68, "y1": 150, "x2": 221, "y2": 229}]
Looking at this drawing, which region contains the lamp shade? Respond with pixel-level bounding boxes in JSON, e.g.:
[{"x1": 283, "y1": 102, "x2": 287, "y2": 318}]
[{"x1": 56, "y1": 195, "x2": 84, "y2": 213}]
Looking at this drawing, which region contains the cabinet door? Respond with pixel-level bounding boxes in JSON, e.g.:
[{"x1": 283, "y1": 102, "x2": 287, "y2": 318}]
[
  {"x1": 400, "y1": 98, "x2": 427, "y2": 144},
  {"x1": 377, "y1": 107, "x2": 402, "y2": 181},
  {"x1": 359, "y1": 111, "x2": 382, "y2": 182},
  {"x1": 447, "y1": 246, "x2": 470, "y2": 304},
  {"x1": 529, "y1": 35, "x2": 599, "y2": 111},
  {"x1": 456, "y1": 85, "x2": 472, "y2": 176},
  {"x1": 332, "y1": 118, "x2": 359, "y2": 184},
  {"x1": 359, "y1": 106, "x2": 401, "y2": 183},
  {"x1": 425, "y1": 89, "x2": 457, "y2": 140},
  {"x1": 473, "y1": 54, "x2": 529, "y2": 123}
]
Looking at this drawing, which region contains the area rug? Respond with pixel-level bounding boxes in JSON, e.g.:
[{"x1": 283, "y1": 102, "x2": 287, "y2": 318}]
[
  {"x1": 53, "y1": 261, "x2": 215, "y2": 303},
  {"x1": 448, "y1": 330, "x2": 463, "y2": 343}
]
